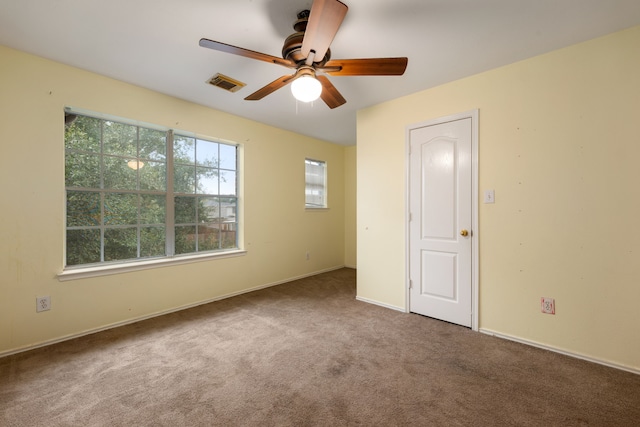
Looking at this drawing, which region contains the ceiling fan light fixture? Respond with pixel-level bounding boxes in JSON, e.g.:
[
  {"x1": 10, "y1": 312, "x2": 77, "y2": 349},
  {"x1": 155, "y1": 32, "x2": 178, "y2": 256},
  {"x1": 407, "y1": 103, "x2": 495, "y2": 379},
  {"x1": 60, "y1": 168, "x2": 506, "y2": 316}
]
[{"x1": 291, "y1": 75, "x2": 322, "y2": 103}]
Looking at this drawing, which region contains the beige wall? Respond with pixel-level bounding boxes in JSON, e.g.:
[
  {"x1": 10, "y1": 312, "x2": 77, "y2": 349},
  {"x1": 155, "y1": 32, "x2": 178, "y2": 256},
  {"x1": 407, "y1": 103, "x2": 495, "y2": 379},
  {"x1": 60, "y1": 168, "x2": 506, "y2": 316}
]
[
  {"x1": 0, "y1": 45, "x2": 352, "y2": 355},
  {"x1": 344, "y1": 146, "x2": 357, "y2": 268},
  {"x1": 357, "y1": 26, "x2": 640, "y2": 370}
]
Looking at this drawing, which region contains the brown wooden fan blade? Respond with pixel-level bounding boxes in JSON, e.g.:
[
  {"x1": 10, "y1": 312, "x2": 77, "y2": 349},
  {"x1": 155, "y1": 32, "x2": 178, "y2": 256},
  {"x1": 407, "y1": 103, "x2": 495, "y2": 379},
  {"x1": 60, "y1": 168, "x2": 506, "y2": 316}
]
[
  {"x1": 321, "y1": 57, "x2": 408, "y2": 76},
  {"x1": 244, "y1": 74, "x2": 296, "y2": 101},
  {"x1": 317, "y1": 75, "x2": 346, "y2": 109},
  {"x1": 199, "y1": 38, "x2": 295, "y2": 68},
  {"x1": 301, "y1": 0, "x2": 348, "y2": 62}
]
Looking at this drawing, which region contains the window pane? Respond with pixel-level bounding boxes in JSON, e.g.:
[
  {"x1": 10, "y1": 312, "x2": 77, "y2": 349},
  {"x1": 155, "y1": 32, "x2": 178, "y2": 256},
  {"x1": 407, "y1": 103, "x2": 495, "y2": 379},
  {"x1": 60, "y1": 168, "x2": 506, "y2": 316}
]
[
  {"x1": 220, "y1": 223, "x2": 237, "y2": 249},
  {"x1": 140, "y1": 194, "x2": 165, "y2": 225},
  {"x1": 174, "y1": 135, "x2": 195, "y2": 164},
  {"x1": 219, "y1": 144, "x2": 236, "y2": 170},
  {"x1": 219, "y1": 197, "x2": 237, "y2": 249},
  {"x1": 196, "y1": 139, "x2": 218, "y2": 167},
  {"x1": 66, "y1": 229, "x2": 101, "y2": 266},
  {"x1": 103, "y1": 121, "x2": 137, "y2": 156},
  {"x1": 198, "y1": 225, "x2": 220, "y2": 251},
  {"x1": 174, "y1": 164, "x2": 195, "y2": 194},
  {"x1": 174, "y1": 196, "x2": 196, "y2": 224},
  {"x1": 139, "y1": 161, "x2": 166, "y2": 191},
  {"x1": 65, "y1": 152, "x2": 100, "y2": 188},
  {"x1": 219, "y1": 197, "x2": 237, "y2": 223},
  {"x1": 67, "y1": 191, "x2": 101, "y2": 227},
  {"x1": 140, "y1": 226, "x2": 165, "y2": 258},
  {"x1": 220, "y1": 170, "x2": 236, "y2": 196},
  {"x1": 65, "y1": 115, "x2": 101, "y2": 153},
  {"x1": 175, "y1": 225, "x2": 196, "y2": 254},
  {"x1": 104, "y1": 193, "x2": 138, "y2": 225},
  {"x1": 196, "y1": 166, "x2": 218, "y2": 194},
  {"x1": 198, "y1": 197, "x2": 219, "y2": 223},
  {"x1": 139, "y1": 128, "x2": 166, "y2": 161},
  {"x1": 104, "y1": 227, "x2": 138, "y2": 261},
  {"x1": 104, "y1": 156, "x2": 137, "y2": 190}
]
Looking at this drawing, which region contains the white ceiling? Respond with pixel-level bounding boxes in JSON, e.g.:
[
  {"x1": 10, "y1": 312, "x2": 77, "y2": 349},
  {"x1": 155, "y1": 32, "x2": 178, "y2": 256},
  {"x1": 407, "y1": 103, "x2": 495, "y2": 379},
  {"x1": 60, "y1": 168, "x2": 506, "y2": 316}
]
[{"x1": 1, "y1": 0, "x2": 639, "y2": 146}]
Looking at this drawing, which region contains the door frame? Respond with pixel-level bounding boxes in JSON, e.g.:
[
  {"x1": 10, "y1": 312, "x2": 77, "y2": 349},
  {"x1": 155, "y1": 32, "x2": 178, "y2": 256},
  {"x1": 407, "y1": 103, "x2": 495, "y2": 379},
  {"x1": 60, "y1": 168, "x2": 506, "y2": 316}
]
[{"x1": 405, "y1": 109, "x2": 479, "y2": 331}]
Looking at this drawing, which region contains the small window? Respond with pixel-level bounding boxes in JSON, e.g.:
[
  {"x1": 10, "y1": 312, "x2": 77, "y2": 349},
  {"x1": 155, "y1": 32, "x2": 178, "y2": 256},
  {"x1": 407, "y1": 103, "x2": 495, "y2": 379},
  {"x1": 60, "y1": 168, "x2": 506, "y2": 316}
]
[{"x1": 305, "y1": 158, "x2": 326, "y2": 208}]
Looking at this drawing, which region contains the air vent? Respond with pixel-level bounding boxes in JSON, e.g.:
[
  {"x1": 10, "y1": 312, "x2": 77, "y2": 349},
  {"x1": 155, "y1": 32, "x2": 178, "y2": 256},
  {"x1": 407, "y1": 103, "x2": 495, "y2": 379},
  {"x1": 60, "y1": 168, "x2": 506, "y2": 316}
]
[{"x1": 207, "y1": 73, "x2": 246, "y2": 93}]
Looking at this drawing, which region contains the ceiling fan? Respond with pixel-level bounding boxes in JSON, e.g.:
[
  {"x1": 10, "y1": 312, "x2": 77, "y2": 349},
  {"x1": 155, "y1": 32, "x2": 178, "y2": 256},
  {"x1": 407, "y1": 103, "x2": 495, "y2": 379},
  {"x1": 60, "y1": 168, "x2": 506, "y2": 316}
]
[{"x1": 199, "y1": 0, "x2": 408, "y2": 109}]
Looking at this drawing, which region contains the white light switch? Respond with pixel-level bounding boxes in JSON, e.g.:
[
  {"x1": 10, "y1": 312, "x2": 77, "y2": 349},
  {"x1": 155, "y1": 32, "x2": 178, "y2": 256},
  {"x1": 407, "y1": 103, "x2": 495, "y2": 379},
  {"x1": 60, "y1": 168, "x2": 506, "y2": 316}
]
[{"x1": 484, "y1": 189, "x2": 495, "y2": 204}]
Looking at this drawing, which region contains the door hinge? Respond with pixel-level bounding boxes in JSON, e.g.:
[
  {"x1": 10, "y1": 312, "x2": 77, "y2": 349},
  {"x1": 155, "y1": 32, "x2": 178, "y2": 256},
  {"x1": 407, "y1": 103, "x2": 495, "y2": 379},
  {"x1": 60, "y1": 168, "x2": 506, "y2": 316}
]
[{"x1": 409, "y1": 280, "x2": 413, "y2": 289}]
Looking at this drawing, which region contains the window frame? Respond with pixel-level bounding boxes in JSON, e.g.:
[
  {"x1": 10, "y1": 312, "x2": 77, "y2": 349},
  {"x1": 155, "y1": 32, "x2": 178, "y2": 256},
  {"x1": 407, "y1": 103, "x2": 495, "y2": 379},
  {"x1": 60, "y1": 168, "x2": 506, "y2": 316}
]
[{"x1": 60, "y1": 109, "x2": 244, "y2": 280}]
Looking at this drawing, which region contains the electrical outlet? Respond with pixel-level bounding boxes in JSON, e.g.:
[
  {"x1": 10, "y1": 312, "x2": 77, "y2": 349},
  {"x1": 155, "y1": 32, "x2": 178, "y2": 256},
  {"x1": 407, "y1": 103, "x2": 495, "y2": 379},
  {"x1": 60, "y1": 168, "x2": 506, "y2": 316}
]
[
  {"x1": 541, "y1": 297, "x2": 555, "y2": 314},
  {"x1": 36, "y1": 296, "x2": 51, "y2": 313}
]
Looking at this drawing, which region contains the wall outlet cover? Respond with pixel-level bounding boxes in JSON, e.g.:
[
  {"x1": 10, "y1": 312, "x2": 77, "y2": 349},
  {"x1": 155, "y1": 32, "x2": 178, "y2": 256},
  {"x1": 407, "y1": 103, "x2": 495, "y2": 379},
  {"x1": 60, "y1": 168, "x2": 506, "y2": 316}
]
[
  {"x1": 541, "y1": 297, "x2": 555, "y2": 314},
  {"x1": 36, "y1": 296, "x2": 51, "y2": 312}
]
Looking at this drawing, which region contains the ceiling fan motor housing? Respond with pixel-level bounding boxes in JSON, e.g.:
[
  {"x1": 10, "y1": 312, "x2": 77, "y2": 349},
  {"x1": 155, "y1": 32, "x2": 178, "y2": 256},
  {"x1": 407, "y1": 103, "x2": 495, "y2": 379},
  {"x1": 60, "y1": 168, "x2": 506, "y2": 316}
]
[
  {"x1": 294, "y1": 10, "x2": 310, "y2": 31},
  {"x1": 282, "y1": 10, "x2": 330, "y2": 66}
]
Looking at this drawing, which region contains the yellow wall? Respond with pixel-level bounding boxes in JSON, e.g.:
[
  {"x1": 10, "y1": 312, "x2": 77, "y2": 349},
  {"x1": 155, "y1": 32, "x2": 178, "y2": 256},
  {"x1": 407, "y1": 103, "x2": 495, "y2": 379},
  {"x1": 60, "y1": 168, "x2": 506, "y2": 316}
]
[
  {"x1": 357, "y1": 26, "x2": 640, "y2": 370},
  {"x1": 0, "y1": 45, "x2": 351, "y2": 355},
  {"x1": 344, "y1": 146, "x2": 357, "y2": 268}
]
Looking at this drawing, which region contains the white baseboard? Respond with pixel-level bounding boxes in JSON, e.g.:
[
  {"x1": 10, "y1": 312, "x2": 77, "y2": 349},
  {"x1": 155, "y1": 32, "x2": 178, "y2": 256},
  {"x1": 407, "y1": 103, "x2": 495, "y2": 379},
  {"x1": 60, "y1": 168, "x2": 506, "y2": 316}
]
[
  {"x1": 0, "y1": 265, "x2": 346, "y2": 359},
  {"x1": 355, "y1": 296, "x2": 405, "y2": 313},
  {"x1": 480, "y1": 328, "x2": 639, "y2": 375}
]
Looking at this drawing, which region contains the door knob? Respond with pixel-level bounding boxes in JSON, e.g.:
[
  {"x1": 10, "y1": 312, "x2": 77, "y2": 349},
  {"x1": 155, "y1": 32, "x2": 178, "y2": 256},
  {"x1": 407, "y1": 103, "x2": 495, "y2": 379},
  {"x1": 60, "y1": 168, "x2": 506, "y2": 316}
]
[{"x1": 460, "y1": 229, "x2": 469, "y2": 237}]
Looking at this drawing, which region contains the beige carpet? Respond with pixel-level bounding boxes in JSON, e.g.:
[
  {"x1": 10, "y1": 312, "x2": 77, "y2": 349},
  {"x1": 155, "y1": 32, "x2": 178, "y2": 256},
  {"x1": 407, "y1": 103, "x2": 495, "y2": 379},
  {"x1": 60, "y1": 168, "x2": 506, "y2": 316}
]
[{"x1": 1, "y1": 268, "x2": 639, "y2": 426}]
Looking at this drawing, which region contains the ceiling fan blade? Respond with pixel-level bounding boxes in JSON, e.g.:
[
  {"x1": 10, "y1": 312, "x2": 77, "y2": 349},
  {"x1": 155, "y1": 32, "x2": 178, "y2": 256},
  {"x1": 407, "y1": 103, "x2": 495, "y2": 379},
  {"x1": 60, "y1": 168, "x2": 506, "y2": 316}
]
[
  {"x1": 321, "y1": 57, "x2": 408, "y2": 76},
  {"x1": 244, "y1": 74, "x2": 296, "y2": 101},
  {"x1": 199, "y1": 38, "x2": 295, "y2": 68},
  {"x1": 301, "y1": 0, "x2": 348, "y2": 63},
  {"x1": 317, "y1": 75, "x2": 346, "y2": 109}
]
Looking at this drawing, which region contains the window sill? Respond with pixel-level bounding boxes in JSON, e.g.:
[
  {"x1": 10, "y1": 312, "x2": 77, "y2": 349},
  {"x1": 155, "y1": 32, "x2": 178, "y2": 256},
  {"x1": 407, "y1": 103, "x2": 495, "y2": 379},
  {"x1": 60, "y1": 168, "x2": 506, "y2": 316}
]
[
  {"x1": 305, "y1": 207, "x2": 329, "y2": 211},
  {"x1": 57, "y1": 250, "x2": 247, "y2": 282}
]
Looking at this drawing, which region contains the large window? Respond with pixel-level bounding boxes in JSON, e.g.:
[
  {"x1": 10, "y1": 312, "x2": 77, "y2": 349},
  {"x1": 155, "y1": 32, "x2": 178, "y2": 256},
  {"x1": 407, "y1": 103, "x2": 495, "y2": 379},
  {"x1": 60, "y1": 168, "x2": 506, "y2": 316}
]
[
  {"x1": 64, "y1": 111, "x2": 238, "y2": 268},
  {"x1": 305, "y1": 158, "x2": 327, "y2": 208}
]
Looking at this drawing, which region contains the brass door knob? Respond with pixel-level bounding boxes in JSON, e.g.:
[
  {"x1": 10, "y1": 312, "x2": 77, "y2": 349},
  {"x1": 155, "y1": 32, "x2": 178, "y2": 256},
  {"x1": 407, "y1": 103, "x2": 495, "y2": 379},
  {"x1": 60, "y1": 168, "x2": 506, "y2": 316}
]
[{"x1": 460, "y1": 229, "x2": 469, "y2": 237}]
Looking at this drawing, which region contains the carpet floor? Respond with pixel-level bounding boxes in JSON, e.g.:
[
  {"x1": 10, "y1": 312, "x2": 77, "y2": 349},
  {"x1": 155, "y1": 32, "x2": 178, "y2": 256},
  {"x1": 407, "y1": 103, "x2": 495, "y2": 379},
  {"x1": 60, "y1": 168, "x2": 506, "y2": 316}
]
[{"x1": 1, "y1": 268, "x2": 639, "y2": 426}]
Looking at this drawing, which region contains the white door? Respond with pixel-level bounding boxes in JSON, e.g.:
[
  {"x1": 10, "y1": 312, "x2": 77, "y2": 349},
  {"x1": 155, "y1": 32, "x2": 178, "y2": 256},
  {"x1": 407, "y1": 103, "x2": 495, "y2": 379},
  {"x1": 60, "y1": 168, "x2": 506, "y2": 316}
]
[{"x1": 408, "y1": 117, "x2": 473, "y2": 327}]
